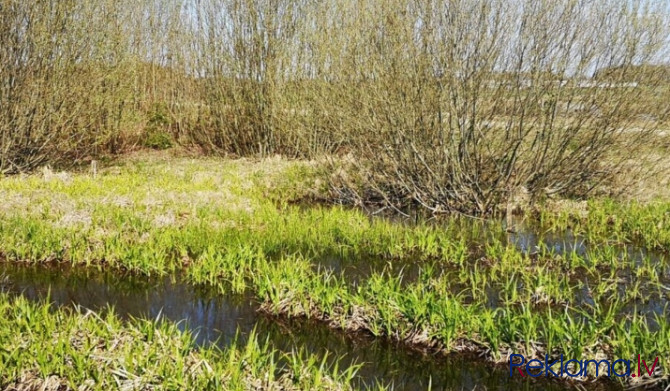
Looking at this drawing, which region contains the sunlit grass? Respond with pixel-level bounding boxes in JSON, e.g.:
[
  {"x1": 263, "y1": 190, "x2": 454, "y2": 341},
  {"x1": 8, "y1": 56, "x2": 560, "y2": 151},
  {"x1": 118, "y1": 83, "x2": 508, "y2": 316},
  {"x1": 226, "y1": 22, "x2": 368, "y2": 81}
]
[
  {"x1": 537, "y1": 199, "x2": 670, "y2": 251},
  {"x1": 0, "y1": 293, "x2": 360, "y2": 390},
  {"x1": 1, "y1": 156, "x2": 669, "y2": 386}
]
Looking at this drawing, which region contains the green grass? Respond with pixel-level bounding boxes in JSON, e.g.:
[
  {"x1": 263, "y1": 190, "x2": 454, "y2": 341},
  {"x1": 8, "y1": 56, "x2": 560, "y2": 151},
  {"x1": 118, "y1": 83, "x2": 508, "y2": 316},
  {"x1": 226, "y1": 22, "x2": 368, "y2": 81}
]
[
  {"x1": 1, "y1": 155, "x2": 669, "y2": 387},
  {"x1": 0, "y1": 293, "x2": 360, "y2": 390},
  {"x1": 536, "y1": 199, "x2": 670, "y2": 251}
]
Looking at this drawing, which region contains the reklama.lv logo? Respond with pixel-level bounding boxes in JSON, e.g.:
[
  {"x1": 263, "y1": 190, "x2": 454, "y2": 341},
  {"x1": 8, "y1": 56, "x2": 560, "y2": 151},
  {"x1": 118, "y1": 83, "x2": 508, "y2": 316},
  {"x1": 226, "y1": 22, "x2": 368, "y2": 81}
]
[{"x1": 510, "y1": 354, "x2": 660, "y2": 378}]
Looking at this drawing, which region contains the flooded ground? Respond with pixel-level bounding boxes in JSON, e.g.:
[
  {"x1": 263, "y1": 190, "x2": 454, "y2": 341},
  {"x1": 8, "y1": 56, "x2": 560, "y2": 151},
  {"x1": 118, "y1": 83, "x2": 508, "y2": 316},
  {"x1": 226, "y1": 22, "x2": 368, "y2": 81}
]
[
  {"x1": 316, "y1": 219, "x2": 670, "y2": 326},
  {"x1": 2, "y1": 214, "x2": 667, "y2": 390},
  {"x1": 0, "y1": 262, "x2": 624, "y2": 391}
]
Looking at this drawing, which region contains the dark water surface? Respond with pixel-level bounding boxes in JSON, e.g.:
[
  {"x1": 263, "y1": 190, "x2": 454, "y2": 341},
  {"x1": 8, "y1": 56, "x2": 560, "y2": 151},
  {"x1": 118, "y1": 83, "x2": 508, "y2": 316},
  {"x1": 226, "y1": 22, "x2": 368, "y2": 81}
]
[{"x1": 0, "y1": 262, "x2": 624, "y2": 391}]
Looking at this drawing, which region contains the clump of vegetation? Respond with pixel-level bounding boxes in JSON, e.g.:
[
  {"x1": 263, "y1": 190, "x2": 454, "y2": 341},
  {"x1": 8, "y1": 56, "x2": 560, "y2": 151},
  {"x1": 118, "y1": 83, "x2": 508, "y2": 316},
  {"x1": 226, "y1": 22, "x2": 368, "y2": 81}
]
[
  {"x1": 0, "y1": 293, "x2": 361, "y2": 390},
  {"x1": 143, "y1": 129, "x2": 174, "y2": 150},
  {"x1": 535, "y1": 200, "x2": 670, "y2": 251},
  {"x1": 143, "y1": 104, "x2": 176, "y2": 150}
]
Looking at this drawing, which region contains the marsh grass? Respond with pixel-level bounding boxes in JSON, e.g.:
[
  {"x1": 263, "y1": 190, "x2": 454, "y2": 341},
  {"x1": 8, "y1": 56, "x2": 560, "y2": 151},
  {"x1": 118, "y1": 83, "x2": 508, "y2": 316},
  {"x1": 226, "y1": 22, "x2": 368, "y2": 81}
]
[
  {"x1": 0, "y1": 293, "x2": 361, "y2": 391},
  {"x1": 535, "y1": 199, "x2": 670, "y2": 251},
  {"x1": 1, "y1": 157, "x2": 669, "y2": 387}
]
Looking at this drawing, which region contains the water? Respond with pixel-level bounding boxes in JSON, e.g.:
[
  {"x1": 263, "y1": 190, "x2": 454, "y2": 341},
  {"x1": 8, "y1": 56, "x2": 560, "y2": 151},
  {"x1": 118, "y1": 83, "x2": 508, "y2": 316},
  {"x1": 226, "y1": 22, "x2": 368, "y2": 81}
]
[
  {"x1": 314, "y1": 218, "x2": 670, "y2": 326},
  {"x1": 0, "y1": 262, "x2": 621, "y2": 391}
]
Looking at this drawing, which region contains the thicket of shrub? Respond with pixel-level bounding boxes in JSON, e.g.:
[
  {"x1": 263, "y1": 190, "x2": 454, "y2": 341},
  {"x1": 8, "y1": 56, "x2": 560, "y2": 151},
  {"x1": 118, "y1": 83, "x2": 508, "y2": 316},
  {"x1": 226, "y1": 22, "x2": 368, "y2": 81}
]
[{"x1": 1, "y1": 0, "x2": 668, "y2": 214}]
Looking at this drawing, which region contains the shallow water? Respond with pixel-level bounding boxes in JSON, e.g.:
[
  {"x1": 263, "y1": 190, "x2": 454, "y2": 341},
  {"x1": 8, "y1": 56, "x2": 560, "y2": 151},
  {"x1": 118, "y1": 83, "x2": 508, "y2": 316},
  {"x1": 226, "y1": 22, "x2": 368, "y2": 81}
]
[
  {"x1": 314, "y1": 219, "x2": 670, "y2": 327},
  {"x1": 0, "y1": 262, "x2": 623, "y2": 391}
]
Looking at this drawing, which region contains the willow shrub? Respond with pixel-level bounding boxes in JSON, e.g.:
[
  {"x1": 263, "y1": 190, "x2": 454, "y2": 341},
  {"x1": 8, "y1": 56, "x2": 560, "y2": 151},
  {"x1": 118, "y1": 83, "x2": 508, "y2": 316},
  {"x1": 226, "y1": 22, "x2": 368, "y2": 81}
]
[{"x1": 1, "y1": 0, "x2": 669, "y2": 215}]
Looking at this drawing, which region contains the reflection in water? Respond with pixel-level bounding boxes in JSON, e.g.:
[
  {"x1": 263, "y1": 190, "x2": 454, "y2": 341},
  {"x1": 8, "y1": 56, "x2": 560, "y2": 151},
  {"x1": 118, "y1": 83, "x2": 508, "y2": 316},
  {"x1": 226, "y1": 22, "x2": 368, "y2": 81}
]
[
  {"x1": 507, "y1": 228, "x2": 588, "y2": 256},
  {"x1": 0, "y1": 263, "x2": 621, "y2": 391}
]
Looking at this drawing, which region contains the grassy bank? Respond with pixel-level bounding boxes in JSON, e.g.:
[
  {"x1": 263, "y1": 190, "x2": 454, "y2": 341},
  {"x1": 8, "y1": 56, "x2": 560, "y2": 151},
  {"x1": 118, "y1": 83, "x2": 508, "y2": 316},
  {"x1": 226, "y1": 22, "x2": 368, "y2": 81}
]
[
  {"x1": 1, "y1": 155, "x2": 669, "y2": 388},
  {"x1": 0, "y1": 293, "x2": 359, "y2": 390},
  {"x1": 536, "y1": 199, "x2": 670, "y2": 252}
]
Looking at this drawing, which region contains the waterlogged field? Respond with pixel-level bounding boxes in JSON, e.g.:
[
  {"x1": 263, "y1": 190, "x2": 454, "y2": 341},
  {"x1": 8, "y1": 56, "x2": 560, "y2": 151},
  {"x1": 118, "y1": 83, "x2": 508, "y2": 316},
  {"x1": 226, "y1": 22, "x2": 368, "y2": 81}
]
[
  {"x1": 0, "y1": 292, "x2": 358, "y2": 390},
  {"x1": 1, "y1": 153, "x2": 669, "y2": 390}
]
